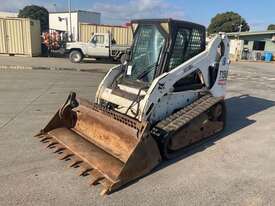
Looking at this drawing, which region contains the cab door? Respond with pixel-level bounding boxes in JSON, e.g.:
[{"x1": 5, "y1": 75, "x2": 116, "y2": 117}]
[{"x1": 87, "y1": 33, "x2": 110, "y2": 57}]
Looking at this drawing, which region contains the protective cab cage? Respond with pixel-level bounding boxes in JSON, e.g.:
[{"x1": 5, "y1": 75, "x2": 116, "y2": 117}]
[{"x1": 129, "y1": 19, "x2": 206, "y2": 80}]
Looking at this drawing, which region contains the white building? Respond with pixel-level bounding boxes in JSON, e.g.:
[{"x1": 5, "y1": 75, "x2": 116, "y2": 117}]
[
  {"x1": 49, "y1": 10, "x2": 100, "y2": 41},
  {"x1": 0, "y1": 12, "x2": 18, "y2": 18}
]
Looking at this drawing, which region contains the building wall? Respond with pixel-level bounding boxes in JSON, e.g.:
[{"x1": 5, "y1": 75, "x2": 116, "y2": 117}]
[
  {"x1": 229, "y1": 33, "x2": 275, "y2": 60},
  {"x1": 49, "y1": 12, "x2": 78, "y2": 41},
  {"x1": 78, "y1": 11, "x2": 100, "y2": 24},
  {"x1": 265, "y1": 41, "x2": 275, "y2": 52},
  {"x1": 30, "y1": 19, "x2": 42, "y2": 56},
  {"x1": 49, "y1": 11, "x2": 100, "y2": 41},
  {"x1": 229, "y1": 39, "x2": 244, "y2": 61},
  {"x1": 239, "y1": 34, "x2": 275, "y2": 52}
]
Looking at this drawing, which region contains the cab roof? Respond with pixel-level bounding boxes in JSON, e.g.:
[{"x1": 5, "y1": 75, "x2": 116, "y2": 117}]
[{"x1": 131, "y1": 18, "x2": 205, "y2": 31}]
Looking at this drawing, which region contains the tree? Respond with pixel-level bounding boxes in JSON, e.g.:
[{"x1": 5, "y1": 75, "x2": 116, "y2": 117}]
[
  {"x1": 208, "y1": 12, "x2": 250, "y2": 35},
  {"x1": 18, "y1": 5, "x2": 49, "y2": 32},
  {"x1": 267, "y1": 24, "x2": 275, "y2": 30}
]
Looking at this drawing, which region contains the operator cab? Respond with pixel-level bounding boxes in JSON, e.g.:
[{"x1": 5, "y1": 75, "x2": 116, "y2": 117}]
[
  {"x1": 122, "y1": 19, "x2": 205, "y2": 85},
  {"x1": 108, "y1": 19, "x2": 206, "y2": 113}
]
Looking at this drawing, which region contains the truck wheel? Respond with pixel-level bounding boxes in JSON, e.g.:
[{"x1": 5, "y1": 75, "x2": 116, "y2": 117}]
[{"x1": 69, "y1": 50, "x2": 83, "y2": 63}]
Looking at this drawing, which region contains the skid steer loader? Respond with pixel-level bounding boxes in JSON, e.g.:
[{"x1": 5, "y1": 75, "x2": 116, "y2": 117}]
[{"x1": 35, "y1": 19, "x2": 230, "y2": 195}]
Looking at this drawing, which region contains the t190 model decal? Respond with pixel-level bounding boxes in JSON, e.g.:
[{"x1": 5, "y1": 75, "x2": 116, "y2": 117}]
[{"x1": 218, "y1": 70, "x2": 228, "y2": 85}]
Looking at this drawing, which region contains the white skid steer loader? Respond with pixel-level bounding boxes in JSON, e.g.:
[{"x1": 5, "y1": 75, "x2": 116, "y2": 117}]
[{"x1": 35, "y1": 19, "x2": 230, "y2": 195}]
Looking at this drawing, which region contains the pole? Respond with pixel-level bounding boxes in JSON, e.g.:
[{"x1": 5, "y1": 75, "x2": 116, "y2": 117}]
[
  {"x1": 239, "y1": 17, "x2": 243, "y2": 33},
  {"x1": 68, "y1": 0, "x2": 72, "y2": 41},
  {"x1": 53, "y1": 4, "x2": 57, "y2": 12},
  {"x1": 237, "y1": 17, "x2": 243, "y2": 61}
]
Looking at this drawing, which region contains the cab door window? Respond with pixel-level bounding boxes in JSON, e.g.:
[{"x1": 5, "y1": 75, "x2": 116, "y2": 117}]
[
  {"x1": 91, "y1": 35, "x2": 105, "y2": 44},
  {"x1": 168, "y1": 28, "x2": 205, "y2": 71},
  {"x1": 168, "y1": 28, "x2": 191, "y2": 71}
]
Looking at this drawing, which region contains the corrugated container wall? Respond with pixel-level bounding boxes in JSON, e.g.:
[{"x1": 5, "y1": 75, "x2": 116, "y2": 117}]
[
  {"x1": 0, "y1": 18, "x2": 41, "y2": 56},
  {"x1": 80, "y1": 23, "x2": 133, "y2": 45}
]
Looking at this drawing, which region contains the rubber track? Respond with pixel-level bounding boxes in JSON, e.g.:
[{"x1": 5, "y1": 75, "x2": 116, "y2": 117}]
[{"x1": 155, "y1": 94, "x2": 222, "y2": 133}]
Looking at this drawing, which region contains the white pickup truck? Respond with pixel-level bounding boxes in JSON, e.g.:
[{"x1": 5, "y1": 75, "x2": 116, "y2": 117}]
[{"x1": 66, "y1": 32, "x2": 130, "y2": 63}]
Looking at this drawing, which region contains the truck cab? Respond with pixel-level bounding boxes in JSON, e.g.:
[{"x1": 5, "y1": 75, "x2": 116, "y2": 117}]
[
  {"x1": 88, "y1": 33, "x2": 111, "y2": 57},
  {"x1": 66, "y1": 32, "x2": 129, "y2": 63}
]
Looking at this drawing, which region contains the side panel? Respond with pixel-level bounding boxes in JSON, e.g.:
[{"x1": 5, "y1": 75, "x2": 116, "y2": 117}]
[
  {"x1": 209, "y1": 34, "x2": 230, "y2": 97},
  {"x1": 149, "y1": 91, "x2": 198, "y2": 124},
  {"x1": 139, "y1": 34, "x2": 230, "y2": 122},
  {"x1": 30, "y1": 19, "x2": 41, "y2": 56},
  {"x1": 0, "y1": 18, "x2": 7, "y2": 53},
  {"x1": 6, "y1": 19, "x2": 25, "y2": 54},
  {"x1": 22, "y1": 19, "x2": 31, "y2": 56},
  {"x1": 95, "y1": 64, "x2": 123, "y2": 102}
]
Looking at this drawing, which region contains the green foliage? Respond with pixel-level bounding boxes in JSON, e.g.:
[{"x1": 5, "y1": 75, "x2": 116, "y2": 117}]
[
  {"x1": 207, "y1": 11, "x2": 250, "y2": 34},
  {"x1": 267, "y1": 24, "x2": 275, "y2": 30},
  {"x1": 18, "y1": 5, "x2": 49, "y2": 32}
]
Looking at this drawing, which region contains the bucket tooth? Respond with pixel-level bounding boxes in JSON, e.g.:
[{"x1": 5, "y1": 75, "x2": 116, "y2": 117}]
[
  {"x1": 35, "y1": 134, "x2": 45, "y2": 139},
  {"x1": 59, "y1": 152, "x2": 74, "y2": 160},
  {"x1": 78, "y1": 168, "x2": 93, "y2": 176},
  {"x1": 98, "y1": 178, "x2": 113, "y2": 195},
  {"x1": 40, "y1": 136, "x2": 52, "y2": 143},
  {"x1": 89, "y1": 170, "x2": 104, "y2": 185},
  {"x1": 78, "y1": 163, "x2": 93, "y2": 176},
  {"x1": 46, "y1": 142, "x2": 58, "y2": 149},
  {"x1": 53, "y1": 147, "x2": 66, "y2": 154},
  {"x1": 100, "y1": 188, "x2": 109, "y2": 196},
  {"x1": 49, "y1": 145, "x2": 58, "y2": 149},
  {"x1": 69, "y1": 160, "x2": 83, "y2": 168}
]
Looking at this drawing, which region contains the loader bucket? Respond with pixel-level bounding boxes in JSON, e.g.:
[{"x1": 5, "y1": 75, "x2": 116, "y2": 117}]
[{"x1": 35, "y1": 92, "x2": 161, "y2": 195}]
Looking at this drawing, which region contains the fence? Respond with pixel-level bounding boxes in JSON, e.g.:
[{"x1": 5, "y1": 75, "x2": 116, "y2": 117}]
[
  {"x1": 79, "y1": 23, "x2": 133, "y2": 45},
  {"x1": 0, "y1": 18, "x2": 41, "y2": 57}
]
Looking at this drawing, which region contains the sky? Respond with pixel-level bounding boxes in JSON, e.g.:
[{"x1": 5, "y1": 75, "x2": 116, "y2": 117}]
[{"x1": 0, "y1": 0, "x2": 274, "y2": 31}]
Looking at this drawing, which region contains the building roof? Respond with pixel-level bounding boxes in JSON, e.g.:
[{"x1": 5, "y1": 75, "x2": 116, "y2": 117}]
[
  {"x1": 49, "y1": 10, "x2": 100, "y2": 15},
  {"x1": 0, "y1": 11, "x2": 18, "y2": 18},
  {"x1": 227, "y1": 30, "x2": 275, "y2": 37}
]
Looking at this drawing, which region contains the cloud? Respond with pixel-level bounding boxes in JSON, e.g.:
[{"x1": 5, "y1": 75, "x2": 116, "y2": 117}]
[
  {"x1": 0, "y1": 0, "x2": 61, "y2": 12},
  {"x1": 0, "y1": 0, "x2": 29, "y2": 11},
  {"x1": 92, "y1": 0, "x2": 185, "y2": 24},
  {"x1": 0, "y1": 0, "x2": 185, "y2": 25}
]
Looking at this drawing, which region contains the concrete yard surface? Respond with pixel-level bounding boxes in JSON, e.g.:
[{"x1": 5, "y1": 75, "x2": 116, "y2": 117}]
[
  {"x1": 0, "y1": 61, "x2": 275, "y2": 205},
  {"x1": 0, "y1": 55, "x2": 117, "y2": 72}
]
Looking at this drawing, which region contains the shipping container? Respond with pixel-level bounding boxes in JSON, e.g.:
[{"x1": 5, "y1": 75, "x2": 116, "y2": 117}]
[
  {"x1": 0, "y1": 18, "x2": 41, "y2": 57},
  {"x1": 79, "y1": 23, "x2": 133, "y2": 45}
]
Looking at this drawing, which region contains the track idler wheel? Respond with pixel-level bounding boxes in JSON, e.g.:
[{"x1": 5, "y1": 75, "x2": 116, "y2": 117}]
[{"x1": 158, "y1": 133, "x2": 179, "y2": 160}]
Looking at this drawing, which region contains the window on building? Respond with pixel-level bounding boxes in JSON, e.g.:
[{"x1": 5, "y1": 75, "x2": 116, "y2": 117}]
[
  {"x1": 244, "y1": 40, "x2": 249, "y2": 45},
  {"x1": 253, "y1": 41, "x2": 265, "y2": 51}
]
